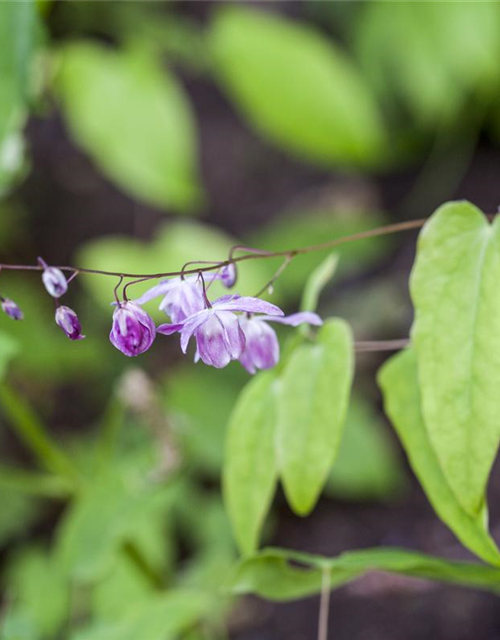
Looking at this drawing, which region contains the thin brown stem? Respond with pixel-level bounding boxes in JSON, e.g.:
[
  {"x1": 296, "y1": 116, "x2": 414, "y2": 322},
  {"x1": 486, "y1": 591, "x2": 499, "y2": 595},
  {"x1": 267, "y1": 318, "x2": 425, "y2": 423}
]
[
  {"x1": 0, "y1": 217, "x2": 429, "y2": 280},
  {"x1": 355, "y1": 338, "x2": 410, "y2": 353},
  {"x1": 317, "y1": 567, "x2": 331, "y2": 640}
]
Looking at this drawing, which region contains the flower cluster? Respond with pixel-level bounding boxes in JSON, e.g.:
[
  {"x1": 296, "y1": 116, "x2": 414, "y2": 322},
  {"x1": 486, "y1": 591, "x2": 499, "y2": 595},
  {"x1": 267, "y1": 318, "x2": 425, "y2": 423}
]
[
  {"x1": 111, "y1": 273, "x2": 322, "y2": 372},
  {"x1": 1, "y1": 258, "x2": 85, "y2": 340},
  {"x1": 1, "y1": 260, "x2": 321, "y2": 374}
]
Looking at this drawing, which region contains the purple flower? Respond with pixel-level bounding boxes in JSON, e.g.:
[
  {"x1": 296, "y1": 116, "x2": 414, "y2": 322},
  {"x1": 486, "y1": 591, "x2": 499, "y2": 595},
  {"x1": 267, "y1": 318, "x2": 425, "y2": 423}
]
[
  {"x1": 239, "y1": 312, "x2": 323, "y2": 374},
  {"x1": 55, "y1": 305, "x2": 85, "y2": 340},
  {"x1": 157, "y1": 295, "x2": 284, "y2": 369},
  {"x1": 110, "y1": 301, "x2": 156, "y2": 357},
  {"x1": 38, "y1": 258, "x2": 68, "y2": 298},
  {"x1": 1, "y1": 298, "x2": 23, "y2": 320}
]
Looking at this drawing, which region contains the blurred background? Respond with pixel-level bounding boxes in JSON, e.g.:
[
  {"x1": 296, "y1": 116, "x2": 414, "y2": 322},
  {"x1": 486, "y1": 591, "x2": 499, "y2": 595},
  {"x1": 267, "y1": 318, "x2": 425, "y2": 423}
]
[{"x1": 1, "y1": 2, "x2": 500, "y2": 639}]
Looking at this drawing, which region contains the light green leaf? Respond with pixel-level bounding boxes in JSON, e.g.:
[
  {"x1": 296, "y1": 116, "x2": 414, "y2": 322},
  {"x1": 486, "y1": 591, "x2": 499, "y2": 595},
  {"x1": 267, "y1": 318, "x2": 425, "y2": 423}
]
[
  {"x1": 6, "y1": 547, "x2": 68, "y2": 639},
  {"x1": 300, "y1": 253, "x2": 338, "y2": 314},
  {"x1": 223, "y1": 371, "x2": 279, "y2": 555},
  {"x1": 72, "y1": 590, "x2": 211, "y2": 640},
  {"x1": 326, "y1": 393, "x2": 406, "y2": 501},
  {"x1": 379, "y1": 348, "x2": 500, "y2": 566},
  {"x1": 0, "y1": 330, "x2": 19, "y2": 379},
  {"x1": 355, "y1": 3, "x2": 500, "y2": 127},
  {"x1": 276, "y1": 319, "x2": 354, "y2": 515},
  {"x1": 227, "y1": 546, "x2": 500, "y2": 601},
  {"x1": 410, "y1": 201, "x2": 500, "y2": 515},
  {"x1": 55, "y1": 42, "x2": 202, "y2": 212},
  {"x1": 210, "y1": 7, "x2": 386, "y2": 168}
]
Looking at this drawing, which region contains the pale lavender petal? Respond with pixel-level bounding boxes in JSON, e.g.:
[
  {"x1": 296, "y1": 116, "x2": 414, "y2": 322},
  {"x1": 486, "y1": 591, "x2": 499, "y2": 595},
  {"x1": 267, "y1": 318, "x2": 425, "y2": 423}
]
[
  {"x1": 133, "y1": 281, "x2": 170, "y2": 305},
  {"x1": 214, "y1": 296, "x2": 284, "y2": 317},
  {"x1": 159, "y1": 278, "x2": 206, "y2": 322},
  {"x1": 216, "y1": 311, "x2": 246, "y2": 359},
  {"x1": 179, "y1": 309, "x2": 213, "y2": 353},
  {"x1": 39, "y1": 258, "x2": 68, "y2": 299},
  {"x1": 260, "y1": 311, "x2": 323, "y2": 327},
  {"x1": 195, "y1": 315, "x2": 232, "y2": 368}
]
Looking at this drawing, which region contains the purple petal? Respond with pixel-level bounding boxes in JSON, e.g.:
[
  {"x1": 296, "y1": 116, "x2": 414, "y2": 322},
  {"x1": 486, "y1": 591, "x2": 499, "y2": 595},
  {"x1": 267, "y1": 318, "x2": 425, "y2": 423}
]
[
  {"x1": 214, "y1": 296, "x2": 284, "y2": 317},
  {"x1": 158, "y1": 278, "x2": 206, "y2": 323},
  {"x1": 260, "y1": 311, "x2": 323, "y2": 327}
]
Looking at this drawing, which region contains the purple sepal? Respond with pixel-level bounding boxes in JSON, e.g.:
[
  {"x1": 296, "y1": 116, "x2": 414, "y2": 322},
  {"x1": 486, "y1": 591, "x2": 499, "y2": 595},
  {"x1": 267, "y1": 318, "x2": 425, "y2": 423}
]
[
  {"x1": 110, "y1": 301, "x2": 155, "y2": 357},
  {"x1": 259, "y1": 311, "x2": 323, "y2": 327},
  {"x1": 39, "y1": 258, "x2": 68, "y2": 298},
  {"x1": 55, "y1": 305, "x2": 85, "y2": 340},
  {"x1": 1, "y1": 298, "x2": 23, "y2": 321},
  {"x1": 239, "y1": 316, "x2": 279, "y2": 374}
]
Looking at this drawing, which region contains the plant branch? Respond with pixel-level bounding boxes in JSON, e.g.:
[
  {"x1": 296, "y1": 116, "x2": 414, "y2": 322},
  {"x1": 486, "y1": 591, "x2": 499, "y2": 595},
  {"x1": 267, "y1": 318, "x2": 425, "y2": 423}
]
[{"x1": 0, "y1": 217, "x2": 428, "y2": 281}]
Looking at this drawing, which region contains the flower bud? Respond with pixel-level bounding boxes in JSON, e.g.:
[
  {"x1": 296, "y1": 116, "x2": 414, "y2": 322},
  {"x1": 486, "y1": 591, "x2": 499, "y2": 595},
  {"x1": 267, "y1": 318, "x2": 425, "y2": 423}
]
[
  {"x1": 1, "y1": 298, "x2": 23, "y2": 320},
  {"x1": 55, "y1": 305, "x2": 85, "y2": 340},
  {"x1": 221, "y1": 263, "x2": 237, "y2": 288},
  {"x1": 39, "y1": 258, "x2": 68, "y2": 298},
  {"x1": 109, "y1": 301, "x2": 155, "y2": 357}
]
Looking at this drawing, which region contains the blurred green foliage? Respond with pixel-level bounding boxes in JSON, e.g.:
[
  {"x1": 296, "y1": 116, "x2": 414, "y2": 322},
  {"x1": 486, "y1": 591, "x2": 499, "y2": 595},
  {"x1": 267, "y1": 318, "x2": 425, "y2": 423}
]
[{"x1": 2, "y1": 1, "x2": 500, "y2": 638}]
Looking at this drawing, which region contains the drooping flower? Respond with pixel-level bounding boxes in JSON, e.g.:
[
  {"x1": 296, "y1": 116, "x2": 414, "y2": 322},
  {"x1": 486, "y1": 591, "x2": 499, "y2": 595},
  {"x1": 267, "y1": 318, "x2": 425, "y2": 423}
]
[
  {"x1": 55, "y1": 305, "x2": 85, "y2": 340},
  {"x1": 1, "y1": 298, "x2": 23, "y2": 320},
  {"x1": 110, "y1": 301, "x2": 156, "y2": 357},
  {"x1": 238, "y1": 311, "x2": 323, "y2": 374},
  {"x1": 38, "y1": 258, "x2": 68, "y2": 298},
  {"x1": 157, "y1": 295, "x2": 283, "y2": 369}
]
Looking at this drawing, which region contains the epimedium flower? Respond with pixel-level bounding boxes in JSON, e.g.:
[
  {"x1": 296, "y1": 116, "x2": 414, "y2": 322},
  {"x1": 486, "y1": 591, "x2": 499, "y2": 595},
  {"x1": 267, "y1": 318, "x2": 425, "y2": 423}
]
[
  {"x1": 239, "y1": 311, "x2": 323, "y2": 374},
  {"x1": 38, "y1": 258, "x2": 68, "y2": 298},
  {"x1": 110, "y1": 301, "x2": 156, "y2": 357},
  {"x1": 134, "y1": 273, "x2": 226, "y2": 323},
  {"x1": 55, "y1": 305, "x2": 85, "y2": 341},
  {"x1": 220, "y1": 263, "x2": 237, "y2": 288},
  {"x1": 1, "y1": 297, "x2": 23, "y2": 320},
  {"x1": 157, "y1": 295, "x2": 284, "y2": 369}
]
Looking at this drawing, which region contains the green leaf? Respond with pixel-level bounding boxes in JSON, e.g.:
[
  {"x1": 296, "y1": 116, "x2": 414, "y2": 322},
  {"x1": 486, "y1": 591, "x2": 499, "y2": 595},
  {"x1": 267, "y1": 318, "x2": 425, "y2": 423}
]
[
  {"x1": 355, "y1": 3, "x2": 500, "y2": 127},
  {"x1": 72, "y1": 590, "x2": 211, "y2": 640},
  {"x1": 276, "y1": 318, "x2": 354, "y2": 515},
  {"x1": 326, "y1": 393, "x2": 406, "y2": 501},
  {"x1": 6, "y1": 547, "x2": 68, "y2": 639},
  {"x1": 209, "y1": 7, "x2": 386, "y2": 168},
  {"x1": 378, "y1": 348, "x2": 500, "y2": 566},
  {"x1": 223, "y1": 371, "x2": 279, "y2": 555},
  {"x1": 410, "y1": 201, "x2": 500, "y2": 515},
  {"x1": 0, "y1": 2, "x2": 41, "y2": 196},
  {"x1": 300, "y1": 253, "x2": 338, "y2": 314},
  {"x1": 0, "y1": 330, "x2": 19, "y2": 379},
  {"x1": 227, "y1": 546, "x2": 500, "y2": 601},
  {"x1": 55, "y1": 42, "x2": 203, "y2": 213}
]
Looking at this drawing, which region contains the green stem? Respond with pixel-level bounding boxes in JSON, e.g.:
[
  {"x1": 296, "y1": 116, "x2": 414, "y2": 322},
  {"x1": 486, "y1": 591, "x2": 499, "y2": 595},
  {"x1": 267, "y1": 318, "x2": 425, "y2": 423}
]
[
  {"x1": 0, "y1": 381, "x2": 80, "y2": 488},
  {"x1": 122, "y1": 540, "x2": 164, "y2": 590},
  {"x1": 0, "y1": 465, "x2": 71, "y2": 498}
]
